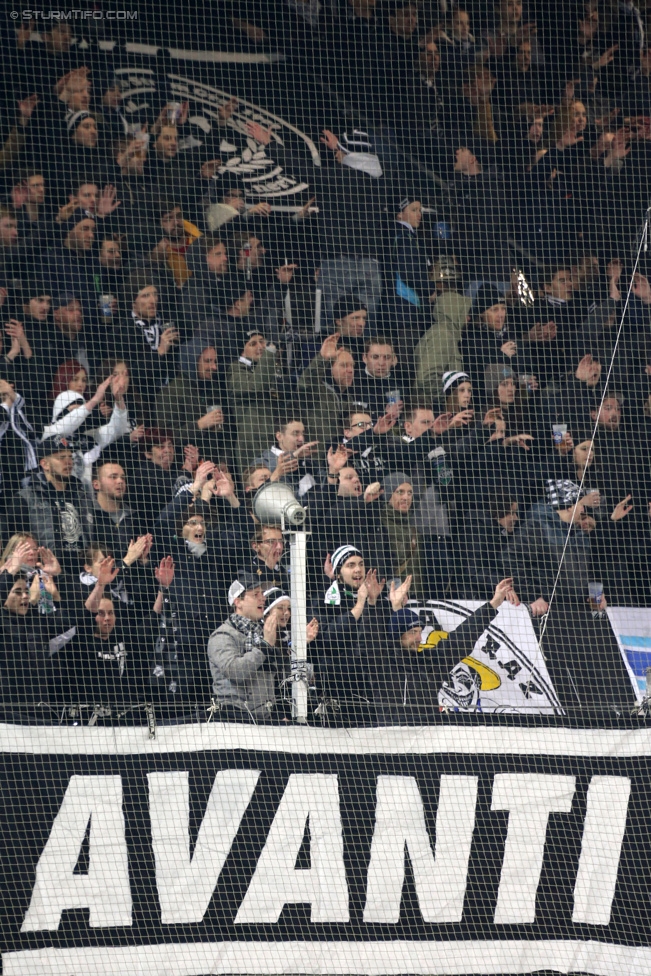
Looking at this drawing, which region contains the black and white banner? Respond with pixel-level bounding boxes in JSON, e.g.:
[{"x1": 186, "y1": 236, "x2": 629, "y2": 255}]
[
  {"x1": 1, "y1": 723, "x2": 651, "y2": 975},
  {"x1": 113, "y1": 62, "x2": 319, "y2": 203},
  {"x1": 411, "y1": 601, "x2": 562, "y2": 714}
]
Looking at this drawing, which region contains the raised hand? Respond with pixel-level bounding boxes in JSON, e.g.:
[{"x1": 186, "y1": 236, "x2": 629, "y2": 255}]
[
  {"x1": 247, "y1": 202, "x2": 272, "y2": 217},
  {"x1": 155, "y1": 555, "x2": 175, "y2": 588},
  {"x1": 294, "y1": 441, "x2": 319, "y2": 459},
  {"x1": 263, "y1": 609, "x2": 278, "y2": 646},
  {"x1": 364, "y1": 569, "x2": 386, "y2": 604},
  {"x1": 4, "y1": 540, "x2": 35, "y2": 575},
  {"x1": 592, "y1": 43, "x2": 618, "y2": 70},
  {"x1": 36, "y1": 547, "x2": 61, "y2": 576},
  {"x1": 527, "y1": 321, "x2": 556, "y2": 342},
  {"x1": 55, "y1": 66, "x2": 89, "y2": 96},
  {"x1": 529, "y1": 597, "x2": 549, "y2": 617},
  {"x1": 39, "y1": 571, "x2": 59, "y2": 599},
  {"x1": 97, "y1": 556, "x2": 119, "y2": 586},
  {"x1": 56, "y1": 196, "x2": 80, "y2": 223},
  {"x1": 575, "y1": 353, "x2": 602, "y2": 385},
  {"x1": 271, "y1": 452, "x2": 299, "y2": 478},
  {"x1": 183, "y1": 443, "x2": 200, "y2": 472},
  {"x1": 192, "y1": 460, "x2": 216, "y2": 493},
  {"x1": 320, "y1": 128, "x2": 339, "y2": 151},
  {"x1": 327, "y1": 445, "x2": 351, "y2": 475},
  {"x1": 447, "y1": 409, "x2": 474, "y2": 429},
  {"x1": 296, "y1": 196, "x2": 316, "y2": 220},
  {"x1": 503, "y1": 433, "x2": 534, "y2": 450},
  {"x1": 96, "y1": 184, "x2": 121, "y2": 217},
  {"x1": 86, "y1": 375, "x2": 113, "y2": 411},
  {"x1": 158, "y1": 327, "x2": 179, "y2": 356},
  {"x1": 352, "y1": 580, "x2": 369, "y2": 617},
  {"x1": 320, "y1": 332, "x2": 340, "y2": 359},
  {"x1": 555, "y1": 431, "x2": 574, "y2": 455},
  {"x1": 632, "y1": 273, "x2": 651, "y2": 303},
  {"x1": 110, "y1": 369, "x2": 129, "y2": 401},
  {"x1": 490, "y1": 577, "x2": 517, "y2": 609},
  {"x1": 211, "y1": 469, "x2": 237, "y2": 499},
  {"x1": 384, "y1": 399, "x2": 403, "y2": 421},
  {"x1": 389, "y1": 574, "x2": 412, "y2": 611},
  {"x1": 582, "y1": 489, "x2": 601, "y2": 508},
  {"x1": 139, "y1": 533, "x2": 154, "y2": 563},
  {"x1": 432, "y1": 413, "x2": 453, "y2": 436},
  {"x1": 374, "y1": 412, "x2": 398, "y2": 435},
  {"x1": 5, "y1": 319, "x2": 25, "y2": 342},
  {"x1": 197, "y1": 407, "x2": 224, "y2": 430},
  {"x1": 363, "y1": 482, "x2": 383, "y2": 504},
  {"x1": 306, "y1": 617, "x2": 320, "y2": 643},
  {"x1": 324, "y1": 553, "x2": 335, "y2": 580},
  {"x1": 611, "y1": 494, "x2": 633, "y2": 522},
  {"x1": 123, "y1": 535, "x2": 151, "y2": 566}
]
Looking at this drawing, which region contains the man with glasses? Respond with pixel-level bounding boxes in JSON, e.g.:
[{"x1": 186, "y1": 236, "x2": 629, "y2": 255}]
[
  {"x1": 246, "y1": 525, "x2": 290, "y2": 592},
  {"x1": 341, "y1": 409, "x2": 395, "y2": 481}
]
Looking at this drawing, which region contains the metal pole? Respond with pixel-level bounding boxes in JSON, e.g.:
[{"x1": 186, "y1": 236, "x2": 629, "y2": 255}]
[{"x1": 289, "y1": 530, "x2": 309, "y2": 722}]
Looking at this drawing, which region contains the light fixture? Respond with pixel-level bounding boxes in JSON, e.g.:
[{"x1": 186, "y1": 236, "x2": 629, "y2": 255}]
[{"x1": 252, "y1": 481, "x2": 309, "y2": 722}]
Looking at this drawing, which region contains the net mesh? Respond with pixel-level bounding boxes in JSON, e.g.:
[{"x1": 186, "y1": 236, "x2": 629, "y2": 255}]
[{"x1": 0, "y1": 2, "x2": 650, "y2": 974}]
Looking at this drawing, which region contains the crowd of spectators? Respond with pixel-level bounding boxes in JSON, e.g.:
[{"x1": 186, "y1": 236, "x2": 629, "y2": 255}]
[{"x1": 0, "y1": 1, "x2": 649, "y2": 722}]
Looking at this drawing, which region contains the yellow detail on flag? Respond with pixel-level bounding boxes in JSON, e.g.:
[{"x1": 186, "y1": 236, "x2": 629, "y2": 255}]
[
  {"x1": 461, "y1": 656, "x2": 502, "y2": 691},
  {"x1": 417, "y1": 630, "x2": 449, "y2": 652}
]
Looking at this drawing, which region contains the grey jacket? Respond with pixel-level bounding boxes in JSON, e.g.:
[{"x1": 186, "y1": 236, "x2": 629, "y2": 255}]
[{"x1": 207, "y1": 619, "x2": 277, "y2": 716}]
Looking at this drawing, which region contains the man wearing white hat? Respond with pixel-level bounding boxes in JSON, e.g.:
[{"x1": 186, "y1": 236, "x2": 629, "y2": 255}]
[{"x1": 207, "y1": 573, "x2": 283, "y2": 720}]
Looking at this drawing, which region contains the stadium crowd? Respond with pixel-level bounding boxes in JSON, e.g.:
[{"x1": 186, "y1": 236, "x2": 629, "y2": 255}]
[{"x1": 0, "y1": 0, "x2": 649, "y2": 721}]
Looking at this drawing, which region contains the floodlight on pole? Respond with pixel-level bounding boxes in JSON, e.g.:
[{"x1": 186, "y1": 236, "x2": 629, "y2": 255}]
[{"x1": 252, "y1": 482, "x2": 309, "y2": 723}]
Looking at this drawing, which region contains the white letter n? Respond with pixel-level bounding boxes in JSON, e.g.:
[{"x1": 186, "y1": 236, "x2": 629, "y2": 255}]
[{"x1": 363, "y1": 775, "x2": 478, "y2": 923}]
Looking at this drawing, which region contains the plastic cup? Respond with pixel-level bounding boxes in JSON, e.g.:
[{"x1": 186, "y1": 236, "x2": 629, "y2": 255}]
[
  {"x1": 552, "y1": 423, "x2": 567, "y2": 445},
  {"x1": 588, "y1": 581, "x2": 604, "y2": 603}
]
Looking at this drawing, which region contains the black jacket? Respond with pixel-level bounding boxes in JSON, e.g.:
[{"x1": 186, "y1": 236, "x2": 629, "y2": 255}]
[
  {"x1": 308, "y1": 586, "x2": 391, "y2": 706},
  {"x1": 373, "y1": 602, "x2": 498, "y2": 717}
]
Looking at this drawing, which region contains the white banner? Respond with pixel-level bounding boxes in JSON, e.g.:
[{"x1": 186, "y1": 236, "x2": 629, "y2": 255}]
[{"x1": 408, "y1": 600, "x2": 563, "y2": 714}]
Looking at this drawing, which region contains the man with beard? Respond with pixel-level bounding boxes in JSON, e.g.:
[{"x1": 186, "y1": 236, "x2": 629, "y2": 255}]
[
  {"x1": 308, "y1": 544, "x2": 409, "y2": 717},
  {"x1": 16, "y1": 438, "x2": 88, "y2": 567}
]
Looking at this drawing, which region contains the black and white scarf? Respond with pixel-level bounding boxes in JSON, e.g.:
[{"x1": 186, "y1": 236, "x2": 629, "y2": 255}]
[
  {"x1": 132, "y1": 310, "x2": 163, "y2": 352},
  {"x1": 229, "y1": 612, "x2": 266, "y2": 653}
]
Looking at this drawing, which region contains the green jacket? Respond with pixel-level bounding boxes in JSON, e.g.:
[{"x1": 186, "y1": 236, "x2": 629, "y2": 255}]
[
  {"x1": 298, "y1": 354, "x2": 349, "y2": 454},
  {"x1": 227, "y1": 350, "x2": 279, "y2": 473},
  {"x1": 154, "y1": 373, "x2": 210, "y2": 443},
  {"x1": 413, "y1": 291, "x2": 471, "y2": 402},
  {"x1": 380, "y1": 504, "x2": 424, "y2": 598}
]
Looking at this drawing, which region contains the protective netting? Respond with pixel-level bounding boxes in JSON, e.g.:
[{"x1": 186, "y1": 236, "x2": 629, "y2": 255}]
[{"x1": 0, "y1": 3, "x2": 650, "y2": 974}]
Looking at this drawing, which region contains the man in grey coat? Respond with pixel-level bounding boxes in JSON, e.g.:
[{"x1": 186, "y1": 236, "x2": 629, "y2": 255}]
[{"x1": 207, "y1": 573, "x2": 284, "y2": 721}]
